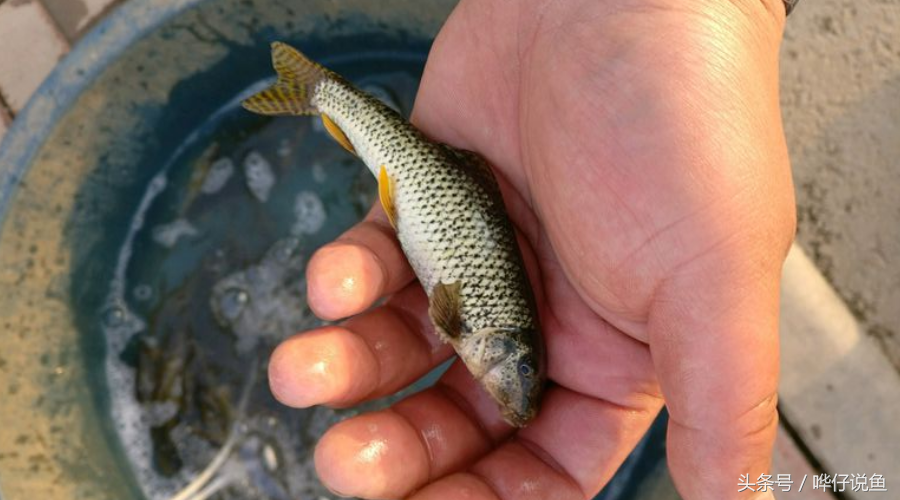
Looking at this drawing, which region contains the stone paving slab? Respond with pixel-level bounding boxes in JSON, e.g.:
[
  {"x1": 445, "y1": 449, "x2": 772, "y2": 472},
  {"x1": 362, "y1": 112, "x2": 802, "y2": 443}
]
[
  {"x1": 0, "y1": 0, "x2": 69, "y2": 112},
  {"x1": 771, "y1": 425, "x2": 837, "y2": 499},
  {"x1": 42, "y1": 0, "x2": 119, "y2": 41},
  {"x1": 780, "y1": 244, "x2": 900, "y2": 499},
  {"x1": 782, "y1": 0, "x2": 900, "y2": 371}
]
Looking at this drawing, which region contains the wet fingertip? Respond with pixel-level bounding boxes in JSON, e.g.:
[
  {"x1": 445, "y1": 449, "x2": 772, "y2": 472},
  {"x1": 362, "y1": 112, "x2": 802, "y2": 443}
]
[
  {"x1": 409, "y1": 472, "x2": 502, "y2": 500},
  {"x1": 307, "y1": 243, "x2": 385, "y2": 320},
  {"x1": 267, "y1": 328, "x2": 378, "y2": 408},
  {"x1": 314, "y1": 412, "x2": 430, "y2": 499},
  {"x1": 267, "y1": 337, "x2": 317, "y2": 408}
]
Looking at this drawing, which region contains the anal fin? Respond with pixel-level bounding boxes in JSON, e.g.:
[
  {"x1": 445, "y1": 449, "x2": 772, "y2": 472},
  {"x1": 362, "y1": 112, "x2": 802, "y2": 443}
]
[
  {"x1": 321, "y1": 114, "x2": 357, "y2": 155},
  {"x1": 378, "y1": 165, "x2": 397, "y2": 228}
]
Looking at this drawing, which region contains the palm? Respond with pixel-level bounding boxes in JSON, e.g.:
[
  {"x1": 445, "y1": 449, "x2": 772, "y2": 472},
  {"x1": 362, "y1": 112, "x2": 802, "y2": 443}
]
[
  {"x1": 269, "y1": 1, "x2": 795, "y2": 498},
  {"x1": 418, "y1": 0, "x2": 783, "y2": 340}
]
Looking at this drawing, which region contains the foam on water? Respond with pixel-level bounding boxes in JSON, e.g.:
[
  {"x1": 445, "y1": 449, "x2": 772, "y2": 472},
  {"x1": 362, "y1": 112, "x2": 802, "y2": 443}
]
[
  {"x1": 200, "y1": 158, "x2": 235, "y2": 194},
  {"x1": 210, "y1": 237, "x2": 309, "y2": 354},
  {"x1": 101, "y1": 169, "x2": 326, "y2": 500},
  {"x1": 96, "y1": 64, "x2": 423, "y2": 500},
  {"x1": 311, "y1": 162, "x2": 327, "y2": 184},
  {"x1": 100, "y1": 169, "x2": 194, "y2": 499},
  {"x1": 108, "y1": 173, "x2": 168, "y2": 299},
  {"x1": 291, "y1": 191, "x2": 327, "y2": 236},
  {"x1": 276, "y1": 138, "x2": 292, "y2": 159},
  {"x1": 144, "y1": 400, "x2": 180, "y2": 427},
  {"x1": 152, "y1": 219, "x2": 198, "y2": 248},
  {"x1": 102, "y1": 299, "x2": 191, "y2": 500},
  {"x1": 243, "y1": 151, "x2": 275, "y2": 202}
]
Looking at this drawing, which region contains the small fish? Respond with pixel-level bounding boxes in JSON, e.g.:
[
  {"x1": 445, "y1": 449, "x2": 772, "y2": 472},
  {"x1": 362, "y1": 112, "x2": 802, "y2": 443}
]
[{"x1": 243, "y1": 42, "x2": 545, "y2": 426}]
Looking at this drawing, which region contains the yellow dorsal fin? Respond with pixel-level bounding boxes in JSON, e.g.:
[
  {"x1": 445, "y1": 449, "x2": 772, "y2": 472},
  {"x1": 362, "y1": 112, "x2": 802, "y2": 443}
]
[
  {"x1": 242, "y1": 42, "x2": 328, "y2": 116},
  {"x1": 321, "y1": 114, "x2": 356, "y2": 155},
  {"x1": 378, "y1": 166, "x2": 397, "y2": 228}
]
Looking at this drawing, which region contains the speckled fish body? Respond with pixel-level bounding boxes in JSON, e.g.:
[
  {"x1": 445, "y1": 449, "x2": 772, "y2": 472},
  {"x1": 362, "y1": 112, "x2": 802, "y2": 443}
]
[{"x1": 243, "y1": 42, "x2": 545, "y2": 426}]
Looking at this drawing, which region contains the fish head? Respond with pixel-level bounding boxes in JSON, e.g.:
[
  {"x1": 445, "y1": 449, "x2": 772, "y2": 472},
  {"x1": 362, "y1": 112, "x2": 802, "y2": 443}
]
[{"x1": 472, "y1": 327, "x2": 546, "y2": 428}]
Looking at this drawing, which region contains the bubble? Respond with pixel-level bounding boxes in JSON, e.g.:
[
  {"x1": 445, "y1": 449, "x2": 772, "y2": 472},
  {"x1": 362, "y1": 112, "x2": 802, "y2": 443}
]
[
  {"x1": 148, "y1": 174, "x2": 168, "y2": 193},
  {"x1": 152, "y1": 219, "x2": 198, "y2": 248},
  {"x1": 235, "y1": 435, "x2": 291, "y2": 499},
  {"x1": 170, "y1": 421, "x2": 217, "y2": 467},
  {"x1": 200, "y1": 158, "x2": 235, "y2": 194},
  {"x1": 243, "y1": 151, "x2": 276, "y2": 202},
  {"x1": 209, "y1": 238, "x2": 310, "y2": 354},
  {"x1": 205, "y1": 248, "x2": 229, "y2": 275},
  {"x1": 212, "y1": 287, "x2": 250, "y2": 324},
  {"x1": 133, "y1": 284, "x2": 154, "y2": 302},
  {"x1": 291, "y1": 191, "x2": 326, "y2": 236},
  {"x1": 143, "y1": 400, "x2": 179, "y2": 427},
  {"x1": 102, "y1": 306, "x2": 126, "y2": 328},
  {"x1": 277, "y1": 138, "x2": 292, "y2": 159},
  {"x1": 100, "y1": 301, "x2": 146, "y2": 352},
  {"x1": 311, "y1": 162, "x2": 327, "y2": 184},
  {"x1": 270, "y1": 237, "x2": 301, "y2": 263},
  {"x1": 262, "y1": 443, "x2": 278, "y2": 471}
]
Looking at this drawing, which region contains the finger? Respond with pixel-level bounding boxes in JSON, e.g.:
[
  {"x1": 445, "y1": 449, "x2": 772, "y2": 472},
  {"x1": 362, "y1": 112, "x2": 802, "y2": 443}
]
[
  {"x1": 525, "y1": 224, "x2": 663, "y2": 412},
  {"x1": 411, "y1": 473, "x2": 500, "y2": 500},
  {"x1": 269, "y1": 286, "x2": 452, "y2": 408},
  {"x1": 315, "y1": 372, "x2": 661, "y2": 499},
  {"x1": 649, "y1": 258, "x2": 781, "y2": 499},
  {"x1": 412, "y1": 387, "x2": 659, "y2": 500},
  {"x1": 314, "y1": 362, "x2": 514, "y2": 499},
  {"x1": 307, "y1": 206, "x2": 414, "y2": 320}
]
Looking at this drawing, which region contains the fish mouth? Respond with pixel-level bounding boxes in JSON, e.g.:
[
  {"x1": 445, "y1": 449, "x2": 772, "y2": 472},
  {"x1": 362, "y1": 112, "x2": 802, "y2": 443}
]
[
  {"x1": 501, "y1": 405, "x2": 535, "y2": 428},
  {"x1": 480, "y1": 360, "x2": 536, "y2": 427}
]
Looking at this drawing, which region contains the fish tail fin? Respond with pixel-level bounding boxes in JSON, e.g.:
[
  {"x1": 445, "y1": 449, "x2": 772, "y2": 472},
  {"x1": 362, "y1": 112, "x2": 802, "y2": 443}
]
[{"x1": 242, "y1": 42, "x2": 329, "y2": 116}]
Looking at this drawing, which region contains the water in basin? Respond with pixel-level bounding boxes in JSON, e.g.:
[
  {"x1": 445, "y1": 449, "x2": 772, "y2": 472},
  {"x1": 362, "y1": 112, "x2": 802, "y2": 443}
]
[{"x1": 93, "y1": 55, "x2": 422, "y2": 500}]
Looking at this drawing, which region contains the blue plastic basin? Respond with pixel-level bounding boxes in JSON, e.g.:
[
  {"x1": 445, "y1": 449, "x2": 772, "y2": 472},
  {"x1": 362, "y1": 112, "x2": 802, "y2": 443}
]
[{"x1": 0, "y1": 0, "x2": 678, "y2": 498}]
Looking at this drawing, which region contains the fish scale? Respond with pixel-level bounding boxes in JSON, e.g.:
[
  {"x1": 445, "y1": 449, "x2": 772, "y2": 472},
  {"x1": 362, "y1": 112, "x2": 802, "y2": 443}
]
[
  {"x1": 314, "y1": 79, "x2": 535, "y2": 332},
  {"x1": 242, "y1": 41, "x2": 545, "y2": 427}
]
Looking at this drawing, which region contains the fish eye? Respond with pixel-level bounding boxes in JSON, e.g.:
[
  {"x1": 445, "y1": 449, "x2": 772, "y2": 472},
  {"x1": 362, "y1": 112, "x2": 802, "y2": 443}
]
[{"x1": 519, "y1": 363, "x2": 532, "y2": 376}]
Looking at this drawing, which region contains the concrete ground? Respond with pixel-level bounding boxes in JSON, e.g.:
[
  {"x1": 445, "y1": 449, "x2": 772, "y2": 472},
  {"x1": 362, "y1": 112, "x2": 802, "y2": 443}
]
[
  {"x1": 0, "y1": 0, "x2": 119, "y2": 114},
  {"x1": 1, "y1": 0, "x2": 898, "y2": 499},
  {"x1": 776, "y1": 2, "x2": 900, "y2": 496},
  {"x1": 781, "y1": 0, "x2": 900, "y2": 371}
]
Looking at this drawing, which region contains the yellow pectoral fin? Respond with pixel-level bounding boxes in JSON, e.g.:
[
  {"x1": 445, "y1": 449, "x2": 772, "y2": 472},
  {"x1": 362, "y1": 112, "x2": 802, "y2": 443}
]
[
  {"x1": 320, "y1": 114, "x2": 357, "y2": 155},
  {"x1": 378, "y1": 166, "x2": 397, "y2": 229}
]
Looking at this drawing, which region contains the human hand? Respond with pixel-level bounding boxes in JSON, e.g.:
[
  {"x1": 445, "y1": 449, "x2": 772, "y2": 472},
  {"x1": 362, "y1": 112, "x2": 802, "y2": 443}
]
[{"x1": 268, "y1": 0, "x2": 796, "y2": 498}]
